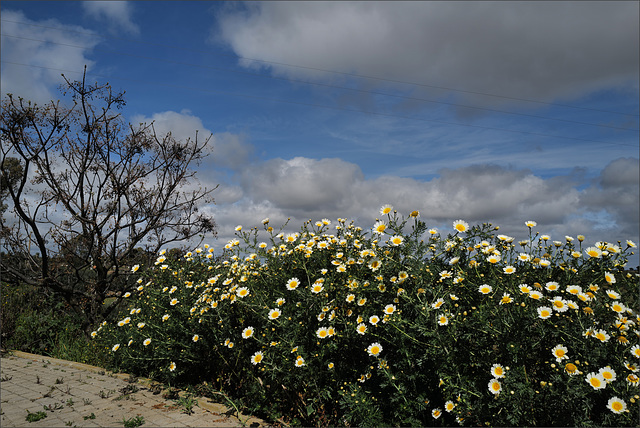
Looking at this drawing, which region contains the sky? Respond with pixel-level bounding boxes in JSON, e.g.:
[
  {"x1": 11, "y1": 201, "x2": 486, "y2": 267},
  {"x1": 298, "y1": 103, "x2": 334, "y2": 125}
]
[{"x1": 1, "y1": 1, "x2": 639, "y2": 267}]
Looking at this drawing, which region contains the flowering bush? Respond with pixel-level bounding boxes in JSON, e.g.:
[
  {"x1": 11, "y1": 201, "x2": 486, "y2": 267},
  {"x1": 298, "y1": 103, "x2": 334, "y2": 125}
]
[{"x1": 93, "y1": 208, "x2": 639, "y2": 426}]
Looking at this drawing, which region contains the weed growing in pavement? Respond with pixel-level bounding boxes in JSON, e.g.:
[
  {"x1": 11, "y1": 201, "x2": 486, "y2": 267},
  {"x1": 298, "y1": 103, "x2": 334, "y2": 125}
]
[
  {"x1": 25, "y1": 410, "x2": 47, "y2": 422},
  {"x1": 122, "y1": 415, "x2": 145, "y2": 427},
  {"x1": 94, "y1": 208, "x2": 640, "y2": 426},
  {"x1": 98, "y1": 389, "x2": 115, "y2": 399},
  {"x1": 43, "y1": 403, "x2": 63, "y2": 411},
  {"x1": 175, "y1": 392, "x2": 198, "y2": 415}
]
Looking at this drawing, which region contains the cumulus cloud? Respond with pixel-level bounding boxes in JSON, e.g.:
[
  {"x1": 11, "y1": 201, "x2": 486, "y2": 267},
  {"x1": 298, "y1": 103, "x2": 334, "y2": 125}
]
[
  {"x1": 241, "y1": 157, "x2": 364, "y2": 215},
  {"x1": 213, "y1": 2, "x2": 639, "y2": 111},
  {"x1": 82, "y1": 1, "x2": 140, "y2": 35},
  {"x1": 131, "y1": 110, "x2": 255, "y2": 172},
  {"x1": 580, "y1": 157, "x2": 640, "y2": 237},
  {"x1": 1, "y1": 10, "x2": 99, "y2": 105}
]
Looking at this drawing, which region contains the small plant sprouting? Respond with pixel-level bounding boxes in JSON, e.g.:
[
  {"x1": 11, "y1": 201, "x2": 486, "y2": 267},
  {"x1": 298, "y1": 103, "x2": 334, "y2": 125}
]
[
  {"x1": 35, "y1": 375, "x2": 41, "y2": 384},
  {"x1": 98, "y1": 389, "x2": 115, "y2": 399},
  {"x1": 66, "y1": 398, "x2": 74, "y2": 407},
  {"x1": 25, "y1": 410, "x2": 47, "y2": 422},
  {"x1": 84, "y1": 412, "x2": 96, "y2": 420},
  {"x1": 1, "y1": 374, "x2": 12, "y2": 382},
  {"x1": 43, "y1": 386, "x2": 55, "y2": 398},
  {"x1": 55, "y1": 377, "x2": 64, "y2": 384},
  {"x1": 176, "y1": 393, "x2": 199, "y2": 415},
  {"x1": 83, "y1": 398, "x2": 92, "y2": 405},
  {"x1": 43, "y1": 403, "x2": 64, "y2": 411},
  {"x1": 122, "y1": 415, "x2": 145, "y2": 427}
]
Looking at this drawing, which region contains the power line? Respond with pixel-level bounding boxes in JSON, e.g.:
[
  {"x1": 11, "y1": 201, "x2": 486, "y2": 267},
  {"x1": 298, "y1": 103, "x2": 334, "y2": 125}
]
[
  {"x1": 2, "y1": 60, "x2": 637, "y2": 149},
  {"x1": 2, "y1": 17, "x2": 638, "y2": 118},
  {"x1": 3, "y1": 33, "x2": 638, "y2": 133}
]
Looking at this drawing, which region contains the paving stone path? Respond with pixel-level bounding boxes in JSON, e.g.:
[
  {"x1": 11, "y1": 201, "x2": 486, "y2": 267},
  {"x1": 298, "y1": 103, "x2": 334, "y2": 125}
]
[{"x1": 1, "y1": 351, "x2": 265, "y2": 427}]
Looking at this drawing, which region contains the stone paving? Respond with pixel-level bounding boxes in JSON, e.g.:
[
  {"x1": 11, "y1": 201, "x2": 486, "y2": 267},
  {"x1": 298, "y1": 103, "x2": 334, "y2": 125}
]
[{"x1": 0, "y1": 351, "x2": 265, "y2": 427}]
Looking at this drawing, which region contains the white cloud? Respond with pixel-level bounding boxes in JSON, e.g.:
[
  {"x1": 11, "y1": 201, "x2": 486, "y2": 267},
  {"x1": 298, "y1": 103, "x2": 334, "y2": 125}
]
[
  {"x1": 131, "y1": 110, "x2": 255, "y2": 173},
  {"x1": 1, "y1": 10, "x2": 99, "y2": 105},
  {"x1": 214, "y1": 2, "x2": 639, "y2": 110},
  {"x1": 132, "y1": 110, "x2": 211, "y2": 143},
  {"x1": 82, "y1": 1, "x2": 140, "y2": 35},
  {"x1": 580, "y1": 157, "x2": 640, "y2": 237}
]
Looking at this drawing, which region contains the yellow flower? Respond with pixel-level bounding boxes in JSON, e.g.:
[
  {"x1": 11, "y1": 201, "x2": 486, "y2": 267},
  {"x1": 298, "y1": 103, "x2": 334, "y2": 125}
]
[
  {"x1": 585, "y1": 372, "x2": 606, "y2": 390},
  {"x1": 491, "y1": 364, "x2": 505, "y2": 378},
  {"x1": 268, "y1": 308, "x2": 282, "y2": 320},
  {"x1": 390, "y1": 235, "x2": 404, "y2": 246},
  {"x1": 607, "y1": 397, "x2": 627, "y2": 414},
  {"x1": 242, "y1": 327, "x2": 255, "y2": 339},
  {"x1": 372, "y1": 221, "x2": 387, "y2": 234},
  {"x1": 585, "y1": 247, "x2": 602, "y2": 258},
  {"x1": 478, "y1": 284, "x2": 492, "y2": 294},
  {"x1": 499, "y1": 293, "x2": 512, "y2": 305},
  {"x1": 367, "y1": 342, "x2": 383, "y2": 357},
  {"x1": 551, "y1": 344, "x2": 569, "y2": 362},
  {"x1": 488, "y1": 379, "x2": 501, "y2": 395},
  {"x1": 537, "y1": 307, "x2": 552, "y2": 319},
  {"x1": 503, "y1": 266, "x2": 516, "y2": 274},
  {"x1": 316, "y1": 327, "x2": 329, "y2": 339},
  {"x1": 286, "y1": 277, "x2": 300, "y2": 291},
  {"x1": 380, "y1": 204, "x2": 393, "y2": 215},
  {"x1": 564, "y1": 363, "x2": 578, "y2": 375},
  {"x1": 486, "y1": 254, "x2": 500, "y2": 264},
  {"x1": 519, "y1": 284, "x2": 531, "y2": 294},
  {"x1": 384, "y1": 304, "x2": 396, "y2": 315},
  {"x1": 169, "y1": 361, "x2": 176, "y2": 372},
  {"x1": 453, "y1": 220, "x2": 469, "y2": 233},
  {"x1": 599, "y1": 366, "x2": 616, "y2": 383},
  {"x1": 437, "y1": 315, "x2": 449, "y2": 326},
  {"x1": 444, "y1": 401, "x2": 455, "y2": 412},
  {"x1": 251, "y1": 351, "x2": 264, "y2": 365}
]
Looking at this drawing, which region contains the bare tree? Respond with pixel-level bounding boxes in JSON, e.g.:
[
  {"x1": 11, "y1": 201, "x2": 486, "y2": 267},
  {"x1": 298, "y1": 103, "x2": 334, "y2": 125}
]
[{"x1": 0, "y1": 69, "x2": 217, "y2": 335}]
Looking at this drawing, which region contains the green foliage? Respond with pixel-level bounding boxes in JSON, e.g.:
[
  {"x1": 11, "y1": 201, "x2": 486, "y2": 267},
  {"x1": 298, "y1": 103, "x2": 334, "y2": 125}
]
[
  {"x1": 122, "y1": 415, "x2": 145, "y2": 428},
  {"x1": 25, "y1": 410, "x2": 47, "y2": 422},
  {"x1": 1, "y1": 281, "x2": 106, "y2": 365},
  {"x1": 93, "y1": 209, "x2": 640, "y2": 426}
]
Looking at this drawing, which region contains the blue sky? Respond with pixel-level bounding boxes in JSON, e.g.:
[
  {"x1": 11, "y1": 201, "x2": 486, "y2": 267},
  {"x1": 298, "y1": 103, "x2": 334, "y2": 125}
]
[{"x1": 2, "y1": 1, "x2": 639, "y2": 265}]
